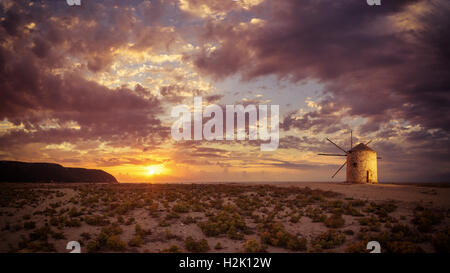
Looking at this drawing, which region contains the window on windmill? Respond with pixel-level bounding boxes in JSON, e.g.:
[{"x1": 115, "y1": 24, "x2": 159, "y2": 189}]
[{"x1": 353, "y1": 162, "x2": 357, "y2": 167}]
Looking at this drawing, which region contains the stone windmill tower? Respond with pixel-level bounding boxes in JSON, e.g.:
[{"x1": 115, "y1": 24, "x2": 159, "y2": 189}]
[{"x1": 318, "y1": 131, "x2": 380, "y2": 183}]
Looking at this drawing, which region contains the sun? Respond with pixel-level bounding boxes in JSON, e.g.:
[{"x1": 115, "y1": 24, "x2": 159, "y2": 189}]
[{"x1": 145, "y1": 165, "x2": 165, "y2": 176}]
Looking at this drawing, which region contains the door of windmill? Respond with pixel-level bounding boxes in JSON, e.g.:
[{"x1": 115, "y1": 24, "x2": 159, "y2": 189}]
[{"x1": 366, "y1": 170, "x2": 372, "y2": 183}]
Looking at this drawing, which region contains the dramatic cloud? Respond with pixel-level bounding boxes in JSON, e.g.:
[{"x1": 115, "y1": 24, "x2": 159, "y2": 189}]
[
  {"x1": 0, "y1": 1, "x2": 176, "y2": 148},
  {"x1": 0, "y1": 0, "x2": 448, "y2": 182},
  {"x1": 192, "y1": 0, "x2": 450, "y2": 133}
]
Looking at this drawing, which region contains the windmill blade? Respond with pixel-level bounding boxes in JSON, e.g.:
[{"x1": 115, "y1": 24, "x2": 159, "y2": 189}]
[
  {"x1": 326, "y1": 138, "x2": 347, "y2": 154},
  {"x1": 350, "y1": 130, "x2": 353, "y2": 150},
  {"x1": 331, "y1": 161, "x2": 347, "y2": 178},
  {"x1": 318, "y1": 153, "x2": 347, "y2": 156},
  {"x1": 366, "y1": 140, "x2": 373, "y2": 145}
]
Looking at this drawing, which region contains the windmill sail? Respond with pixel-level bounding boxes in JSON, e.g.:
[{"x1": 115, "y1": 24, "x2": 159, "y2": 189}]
[
  {"x1": 326, "y1": 138, "x2": 347, "y2": 153},
  {"x1": 332, "y1": 162, "x2": 347, "y2": 178}
]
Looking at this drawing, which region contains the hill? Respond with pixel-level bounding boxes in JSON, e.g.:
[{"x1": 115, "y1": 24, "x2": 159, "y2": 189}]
[{"x1": 0, "y1": 161, "x2": 118, "y2": 183}]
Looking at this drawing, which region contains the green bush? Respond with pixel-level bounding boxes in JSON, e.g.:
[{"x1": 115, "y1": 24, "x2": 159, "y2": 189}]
[
  {"x1": 242, "y1": 239, "x2": 266, "y2": 253},
  {"x1": 49, "y1": 216, "x2": 80, "y2": 228},
  {"x1": 305, "y1": 207, "x2": 326, "y2": 222},
  {"x1": 357, "y1": 225, "x2": 426, "y2": 253},
  {"x1": 343, "y1": 205, "x2": 364, "y2": 217},
  {"x1": 432, "y1": 229, "x2": 450, "y2": 253},
  {"x1": 67, "y1": 218, "x2": 81, "y2": 227},
  {"x1": 260, "y1": 222, "x2": 307, "y2": 251},
  {"x1": 161, "y1": 245, "x2": 183, "y2": 253},
  {"x1": 165, "y1": 229, "x2": 182, "y2": 240},
  {"x1": 386, "y1": 241, "x2": 423, "y2": 253},
  {"x1": 29, "y1": 226, "x2": 51, "y2": 241},
  {"x1": 349, "y1": 200, "x2": 366, "y2": 207},
  {"x1": 412, "y1": 208, "x2": 443, "y2": 233},
  {"x1": 135, "y1": 224, "x2": 152, "y2": 237},
  {"x1": 17, "y1": 240, "x2": 56, "y2": 253},
  {"x1": 324, "y1": 214, "x2": 345, "y2": 228},
  {"x1": 214, "y1": 242, "x2": 223, "y2": 250},
  {"x1": 16, "y1": 226, "x2": 55, "y2": 253},
  {"x1": 68, "y1": 207, "x2": 83, "y2": 218},
  {"x1": 165, "y1": 211, "x2": 180, "y2": 220},
  {"x1": 366, "y1": 202, "x2": 396, "y2": 218},
  {"x1": 172, "y1": 202, "x2": 190, "y2": 213},
  {"x1": 312, "y1": 230, "x2": 345, "y2": 250},
  {"x1": 359, "y1": 217, "x2": 381, "y2": 231},
  {"x1": 106, "y1": 235, "x2": 127, "y2": 251},
  {"x1": 389, "y1": 224, "x2": 427, "y2": 243},
  {"x1": 345, "y1": 241, "x2": 370, "y2": 253},
  {"x1": 23, "y1": 221, "x2": 36, "y2": 230},
  {"x1": 198, "y1": 211, "x2": 248, "y2": 239},
  {"x1": 87, "y1": 240, "x2": 101, "y2": 253},
  {"x1": 184, "y1": 236, "x2": 210, "y2": 253},
  {"x1": 344, "y1": 229, "x2": 354, "y2": 236},
  {"x1": 85, "y1": 215, "x2": 110, "y2": 226},
  {"x1": 51, "y1": 231, "x2": 66, "y2": 240},
  {"x1": 159, "y1": 220, "x2": 170, "y2": 227},
  {"x1": 87, "y1": 224, "x2": 124, "y2": 252},
  {"x1": 125, "y1": 217, "x2": 135, "y2": 225},
  {"x1": 289, "y1": 214, "x2": 301, "y2": 223},
  {"x1": 128, "y1": 235, "x2": 144, "y2": 247},
  {"x1": 182, "y1": 216, "x2": 197, "y2": 224},
  {"x1": 80, "y1": 232, "x2": 91, "y2": 241}
]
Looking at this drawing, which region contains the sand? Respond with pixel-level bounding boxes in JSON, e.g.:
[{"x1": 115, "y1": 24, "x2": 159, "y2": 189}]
[{"x1": 268, "y1": 182, "x2": 450, "y2": 208}]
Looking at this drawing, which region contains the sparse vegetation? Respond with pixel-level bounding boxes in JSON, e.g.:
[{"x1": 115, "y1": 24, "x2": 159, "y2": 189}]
[
  {"x1": 359, "y1": 216, "x2": 381, "y2": 231},
  {"x1": 412, "y1": 206, "x2": 444, "y2": 233},
  {"x1": 0, "y1": 183, "x2": 447, "y2": 253},
  {"x1": 86, "y1": 224, "x2": 124, "y2": 253},
  {"x1": 432, "y1": 228, "x2": 450, "y2": 253}
]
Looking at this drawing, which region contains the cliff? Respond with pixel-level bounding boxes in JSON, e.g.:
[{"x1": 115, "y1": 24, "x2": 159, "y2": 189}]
[{"x1": 0, "y1": 161, "x2": 118, "y2": 183}]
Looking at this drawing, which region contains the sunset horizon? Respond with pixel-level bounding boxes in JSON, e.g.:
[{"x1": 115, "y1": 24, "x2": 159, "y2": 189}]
[{"x1": 1, "y1": 0, "x2": 449, "y2": 184}]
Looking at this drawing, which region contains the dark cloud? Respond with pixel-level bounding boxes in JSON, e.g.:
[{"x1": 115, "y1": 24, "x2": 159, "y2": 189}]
[
  {"x1": 159, "y1": 84, "x2": 206, "y2": 103},
  {"x1": 192, "y1": 0, "x2": 450, "y2": 134},
  {"x1": 187, "y1": 0, "x2": 450, "y2": 181},
  {"x1": 281, "y1": 99, "x2": 347, "y2": 134},
  {"x1": 205, "y1": 94, "x2": 224, "y2": 103},
  {"x1": 0, "y1": 0, "x2": 177, "y2": 151},
  {"x1": 0, "y1": 8, "x2": 170, "y2": 150}
]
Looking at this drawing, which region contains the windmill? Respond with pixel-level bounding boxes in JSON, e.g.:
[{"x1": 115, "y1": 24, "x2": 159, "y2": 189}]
[{"x1": 318, "y1": 131, "x2": 379, "y2": 183}]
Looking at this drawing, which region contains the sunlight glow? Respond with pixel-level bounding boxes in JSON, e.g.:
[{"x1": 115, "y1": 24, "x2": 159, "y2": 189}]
[{"x1": 145, "y1": 165, "x2": 165, "y2": 176}]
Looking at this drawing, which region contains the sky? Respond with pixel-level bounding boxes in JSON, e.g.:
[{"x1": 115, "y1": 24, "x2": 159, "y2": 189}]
[{"x1": 0, "y1": 0, "x2": 449, "y2": 183}]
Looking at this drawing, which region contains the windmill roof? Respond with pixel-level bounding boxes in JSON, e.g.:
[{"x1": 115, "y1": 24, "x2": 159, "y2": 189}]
[{"x1": 350, "y1": 143, "x2": 375, "y2": 152}]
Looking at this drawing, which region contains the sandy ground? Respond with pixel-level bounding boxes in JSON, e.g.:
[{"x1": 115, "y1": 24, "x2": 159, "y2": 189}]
[
  {"x1": 0, "y1": 182, "x2": 448, "y2": 253},
  {"x1": 266, "y1": 182, "x2": 450, "y2": 208}
]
